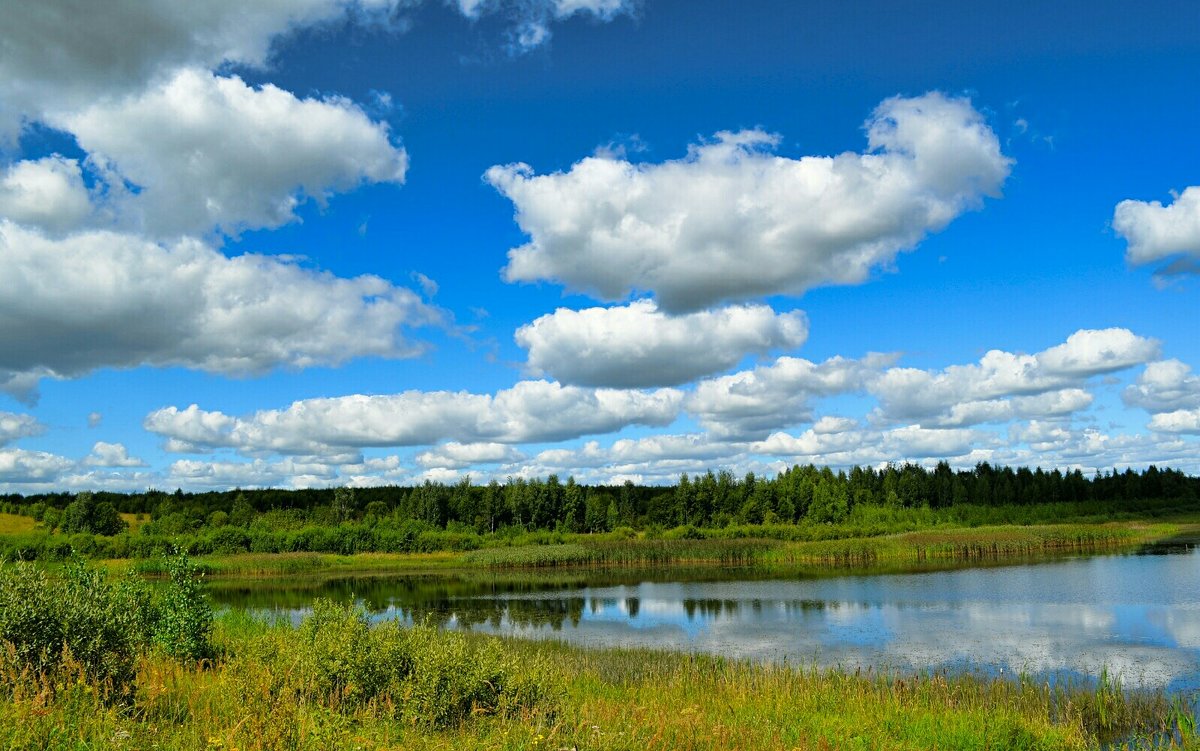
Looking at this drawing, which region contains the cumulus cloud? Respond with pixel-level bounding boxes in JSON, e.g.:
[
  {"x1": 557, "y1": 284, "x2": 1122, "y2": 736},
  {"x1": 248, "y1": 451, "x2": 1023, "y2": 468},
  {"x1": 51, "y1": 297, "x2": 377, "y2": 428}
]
[
  {"x1": 687, "y1": 353, "x2": 897, "y2": 439},
  {"x1": 516, "y1": 301, "x2": 807, "y2": 387},
  {"x1": 144, "y1": 380, "x2": 683, "y2": 454},
  {"x1": 83, "y1": 442, "x2": 146, "y2": 468},
  {"x1": 871, "y1": 329, "x2": 1159, "y2": 426},
  {"x1": 0, "y1": 222, "x2": 442, "y2": 401},
  {"x1": 0, "y1": 157, "x2": 92, "y2": 234},
  {"x1": 416, "y1": 442, "x2": 526, "y2": 469},
  {"x1": 56, "y1": 68, "x2": 407, "y2": 237},
  {"x1": 0, "y1": 449, "x2": 75, "y2": 484},
  {"x1": 812, "y1": 416, "x2": 858, "y2": 434},
  {"x1": 0, "y1": 412, "x2": 44, "y2": 446},
  {"x1": 754, "y1": 425, "x2": 984, "y2": 464},
  {"x1": 488, "y1": 92, "x2": 1011, "y2": 312},
  {"x1": 1148, "y1": 409, "x2": 1200, "y2": 435},
  {"x1": 1123, "y1": 359, "x2": 1200, "y2": 413},
  {"x1": 1113, "y1": 187, "x2": 1200, "y2": 274},
  {"x1": 0, "y1": 1, "x2": 408, "y2": 133}
]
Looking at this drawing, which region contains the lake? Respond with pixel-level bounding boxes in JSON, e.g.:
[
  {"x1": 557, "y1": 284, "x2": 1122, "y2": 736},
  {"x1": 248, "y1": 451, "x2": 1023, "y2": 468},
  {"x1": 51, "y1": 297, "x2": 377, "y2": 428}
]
[{"x1": 212, "y1": 540, "x2": 1200, "y2": 694}]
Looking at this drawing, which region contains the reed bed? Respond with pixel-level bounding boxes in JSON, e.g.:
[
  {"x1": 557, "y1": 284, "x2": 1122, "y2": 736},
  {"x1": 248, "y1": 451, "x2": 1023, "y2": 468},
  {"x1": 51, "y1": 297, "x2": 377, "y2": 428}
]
[{"x1": 460, "y1": 523, "x2": 1167, "y2": 571}]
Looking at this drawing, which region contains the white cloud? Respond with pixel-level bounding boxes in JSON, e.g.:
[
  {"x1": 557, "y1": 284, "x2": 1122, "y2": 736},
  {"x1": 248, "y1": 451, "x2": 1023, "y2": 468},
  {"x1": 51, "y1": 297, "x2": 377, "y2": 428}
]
[
  {"x1": 87, "y1": 412, "x2": 104, "y2": 429},
  {"x1": 452, "y1": 0, "x2": 635, "y2": 52},
  {"x1": 0, "y1": 222, "x2": 441, "y2": 401},
  {"x1": 1037, "y1": 328, "x2": 1161, "y2": 376},
  {"x1": 1113, "y1": 187, "x2": 1200, "y2": 274},
  {"x1": 58, "y1": 68, "x2": 407, "y2": 237},
  {"x1": 812, "y1": 416, "x2": 859, "y2": 434},
  {"x1": 687, "y1": 353, "x2": 897, "y2": 438},
  {"x1": 871, "y1": 329, "x2": 1158, "y2": 426},
  {"x1": 1148, "y1": 409, "x2": 1200, "y2": 435},
  {"x1": 83, "y1": 441, "x2": 146, "y2": 468},
  {"x1": 0, "y1": 448, "x2": 75, "y2": 484},
  {"x1": 416, "y1": 442, "x2": 526, "y2": 469},
  {"x1": 0, "y1": 157, "x2": 92, "y2": 234},
  {"x1": 882, "y1": 425, "x2": 983, "y2": 458},
  {"x1": 551, "y1": 0, "x2": 632, "y2": 18},
  {"x1": 1123, "y1": 359, "x2": 1200, "y2": 413},
  {"x1": 144, "y1": 380, "x2": 683, "y2": 454},
  {"x1": 453, "y1": 0, "x2": 632, "y2": 19},
  {"x1": 516, "y1": 301, "x2": 807, "y2": 387},
  {"x1": 0, "y1": 0, "x2": 405, "y2": 137},
  {"x1": 754, "y1": 424, "x2": 983, "y2": 464},
  {"x1": 754, "y1": 428, "x2": 871, "y2": 459},
  {"x1": 166, "y1": 458, "x2": 296, "y2": 489},
  {"x1": 0, "y1": 412, "x2": 44, "y2": 446},
  {"x1": 488, "y1": 92, "x2": 1010, "y2": 312}
]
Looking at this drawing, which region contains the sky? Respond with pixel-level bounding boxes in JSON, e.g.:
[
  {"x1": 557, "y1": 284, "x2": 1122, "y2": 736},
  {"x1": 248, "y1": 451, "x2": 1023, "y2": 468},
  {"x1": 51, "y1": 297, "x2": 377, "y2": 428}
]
[{"x1": 1, "y1": 0, "x2": 1199, "y2": 492}]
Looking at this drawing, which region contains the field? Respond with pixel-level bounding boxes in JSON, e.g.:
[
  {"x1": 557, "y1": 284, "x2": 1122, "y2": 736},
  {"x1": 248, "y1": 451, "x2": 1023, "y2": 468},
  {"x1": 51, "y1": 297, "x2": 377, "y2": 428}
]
[
  {"x1": 3, "y1": 512, "x2": 1198, "y2": 749},
  {"x1": 0, "y1": 513, "x2": 35, "y2": 535},
  {"x1": 1, "y1": 604, "x2": 1196, "y2": 751}
]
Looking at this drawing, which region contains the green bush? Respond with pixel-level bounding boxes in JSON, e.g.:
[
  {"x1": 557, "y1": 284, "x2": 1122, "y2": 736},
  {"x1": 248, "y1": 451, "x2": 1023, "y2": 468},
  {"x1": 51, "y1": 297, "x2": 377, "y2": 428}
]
[
  {"x1": 153, "y1": 550, "x2": 213, "y2": 662},
  {"x1": 0, "y1": 558, "x2": 153, "y2": 697}
]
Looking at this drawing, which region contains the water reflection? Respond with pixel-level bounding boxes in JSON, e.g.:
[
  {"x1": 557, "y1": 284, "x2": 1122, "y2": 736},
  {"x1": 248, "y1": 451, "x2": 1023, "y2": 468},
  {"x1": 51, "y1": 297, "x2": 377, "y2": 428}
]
[{"x1": 212, "y1": 547, "x2": 1200, "y2": 693}]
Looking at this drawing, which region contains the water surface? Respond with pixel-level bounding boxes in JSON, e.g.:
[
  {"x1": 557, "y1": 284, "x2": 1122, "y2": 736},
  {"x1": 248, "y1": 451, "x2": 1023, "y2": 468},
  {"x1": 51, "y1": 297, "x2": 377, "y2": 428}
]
[{"x1": 213, "y1": 542, "x2": 1200, "y2": 693}]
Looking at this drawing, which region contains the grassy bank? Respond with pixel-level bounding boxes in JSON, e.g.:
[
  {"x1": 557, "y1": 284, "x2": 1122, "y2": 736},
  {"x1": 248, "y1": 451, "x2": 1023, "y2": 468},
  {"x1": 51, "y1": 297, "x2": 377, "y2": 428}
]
[
  {"x1": 439, "y1": 519, "x2": 1185, "y2": 571},
  {"x1": 1, "y1": 606, "x2": 1196, "y2": 751},
  {"x1": 80, "y1": 517, "x2": 1192, "y2": 580}
]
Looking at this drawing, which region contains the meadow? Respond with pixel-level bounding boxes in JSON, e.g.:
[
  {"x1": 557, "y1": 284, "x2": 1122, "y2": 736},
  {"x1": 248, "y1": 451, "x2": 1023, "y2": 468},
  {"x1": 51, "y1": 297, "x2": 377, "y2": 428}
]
[
  {"x1": 2, "y1": 471, "x2": 1198, "y2": 749},
  {"x1": 1, "y1": 556, "x2": 1197, "y2": 751}
]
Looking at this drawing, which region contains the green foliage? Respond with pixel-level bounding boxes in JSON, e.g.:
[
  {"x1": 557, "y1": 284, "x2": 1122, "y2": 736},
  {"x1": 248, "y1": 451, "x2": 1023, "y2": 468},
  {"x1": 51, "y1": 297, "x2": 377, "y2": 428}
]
[
  {"x1": 0, "y1": 558, "x2": 152, "y2": 696},
  {"x1": 1, "y1": 465, "x2": 1197, "y2": 562},
  {"x1": 153, "y1": 550, "x2": 213, "y2": 662},
  {"x1": 234, "y1": 598, "x2": 559, "y2": 727},
  {"x1": 59, "y1": 492, "x2": 127, "y2": 536}
]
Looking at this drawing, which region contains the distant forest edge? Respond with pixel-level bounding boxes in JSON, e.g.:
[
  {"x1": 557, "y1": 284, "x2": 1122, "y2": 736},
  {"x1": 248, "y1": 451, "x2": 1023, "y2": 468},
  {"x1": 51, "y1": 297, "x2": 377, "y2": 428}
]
[{"x1": 1, "y1": 463, "x2": 1197, "y2": 561}]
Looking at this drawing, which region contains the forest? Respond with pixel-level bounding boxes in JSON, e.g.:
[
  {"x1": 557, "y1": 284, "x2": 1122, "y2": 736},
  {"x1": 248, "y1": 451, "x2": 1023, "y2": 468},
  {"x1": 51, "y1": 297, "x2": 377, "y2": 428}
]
[{"x1": 0, "y1": 462, "x2": 1196, "y2": 561}]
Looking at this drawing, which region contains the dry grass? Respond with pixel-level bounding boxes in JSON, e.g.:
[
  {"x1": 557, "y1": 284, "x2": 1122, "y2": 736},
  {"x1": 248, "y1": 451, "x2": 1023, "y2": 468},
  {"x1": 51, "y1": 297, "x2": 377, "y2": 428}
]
[{"x1": 0, "y1": 514, "x2": 35, "y2": 535}]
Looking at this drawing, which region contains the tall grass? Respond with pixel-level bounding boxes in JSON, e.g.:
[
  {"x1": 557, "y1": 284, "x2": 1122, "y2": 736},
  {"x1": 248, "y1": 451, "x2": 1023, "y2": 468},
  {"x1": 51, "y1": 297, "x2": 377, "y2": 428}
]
[
  {"x1": 1, "y1": 608, "x2": 1195, "y2": 750},
  {"x1": 460, "y1": 521, "x2": 1168, "y2": 570}
]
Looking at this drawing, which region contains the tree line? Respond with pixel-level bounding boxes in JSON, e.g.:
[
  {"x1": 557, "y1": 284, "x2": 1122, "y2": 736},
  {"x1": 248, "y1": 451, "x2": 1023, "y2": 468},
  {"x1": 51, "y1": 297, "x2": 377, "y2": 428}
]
[{"x1": 2, "y1": 463, "x2": 1196, "y2": 543}]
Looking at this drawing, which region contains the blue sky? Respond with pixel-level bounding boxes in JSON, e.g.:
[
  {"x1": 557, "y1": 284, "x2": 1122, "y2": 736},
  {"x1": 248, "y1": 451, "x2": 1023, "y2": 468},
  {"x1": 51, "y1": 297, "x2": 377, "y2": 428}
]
[{"x1": 1, "y1": 0, "x2": 1198, "y2": 492}]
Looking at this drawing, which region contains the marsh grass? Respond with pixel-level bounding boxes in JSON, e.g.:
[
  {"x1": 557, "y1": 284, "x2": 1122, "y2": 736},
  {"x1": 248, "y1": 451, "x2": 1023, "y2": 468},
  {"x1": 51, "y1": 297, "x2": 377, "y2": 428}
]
[
  {"x1": 1, "y1": 613, "x2": 1196, "y2": 750},
  {"x1": 124, "y1": 550, "x2": 462, "y2": 579},
  {"x1": 460, "y1": 522, "x2": 1169, "y2": 571}
]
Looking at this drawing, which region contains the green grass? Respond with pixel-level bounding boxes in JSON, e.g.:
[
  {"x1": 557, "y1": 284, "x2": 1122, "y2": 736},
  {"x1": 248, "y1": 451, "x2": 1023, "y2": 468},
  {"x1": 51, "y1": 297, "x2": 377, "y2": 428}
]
[
  {"x1": 0, "y1": 514, "x2": 35, "y2": 535},
  {"x1": 1, "y1": 609, "x2": 1196, "y2": 751},
  {"x1": 461, "y1": 520, "x2": 1183, "y2": 571},
  {"x1": 77, "y1": 517, "x2": 1193, "y2": 580}
]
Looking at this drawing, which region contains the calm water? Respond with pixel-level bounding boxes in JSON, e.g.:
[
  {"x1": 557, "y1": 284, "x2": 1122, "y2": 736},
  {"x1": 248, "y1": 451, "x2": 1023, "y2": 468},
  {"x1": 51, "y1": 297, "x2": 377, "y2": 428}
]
[{"x1": 213, "y1": 542, "x2": 1200, "y2": 693}]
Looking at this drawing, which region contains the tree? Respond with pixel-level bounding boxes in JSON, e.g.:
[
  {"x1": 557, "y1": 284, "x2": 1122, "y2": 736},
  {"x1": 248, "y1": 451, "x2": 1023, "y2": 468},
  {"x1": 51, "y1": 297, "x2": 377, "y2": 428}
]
[
  {"x1": 562, "y1": 477, "x2": 585, "y2": 532},
  {"x1": 61, "y1": 492, "x2": 127, "y2": 536},
  {"x1": 333, "y1": 487, "x2": 356, "y2": 523}
]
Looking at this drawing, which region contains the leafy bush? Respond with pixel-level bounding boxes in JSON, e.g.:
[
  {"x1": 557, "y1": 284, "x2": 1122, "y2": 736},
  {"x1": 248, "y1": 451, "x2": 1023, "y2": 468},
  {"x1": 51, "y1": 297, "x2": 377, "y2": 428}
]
[
  {"x1": 0, "y1": 558, "x2": 153, "y2": 697},
  {"x1": 153, "y1": 550, "x2": 213, "y2": 662}
]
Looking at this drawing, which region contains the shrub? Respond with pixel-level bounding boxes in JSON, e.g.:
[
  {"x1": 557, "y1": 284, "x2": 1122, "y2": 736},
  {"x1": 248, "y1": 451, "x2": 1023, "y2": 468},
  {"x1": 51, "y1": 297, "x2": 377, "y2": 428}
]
[
  {"x1": 153, "y1": 550, "x2": 213, "y2": 662},
  {"x1": 0, "y1": 558, "x2": 153, "y2": 697}
]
